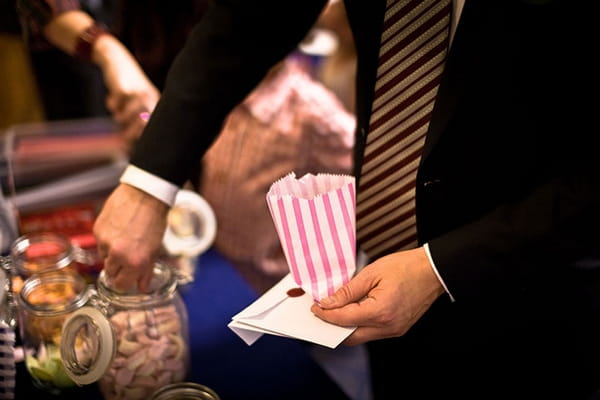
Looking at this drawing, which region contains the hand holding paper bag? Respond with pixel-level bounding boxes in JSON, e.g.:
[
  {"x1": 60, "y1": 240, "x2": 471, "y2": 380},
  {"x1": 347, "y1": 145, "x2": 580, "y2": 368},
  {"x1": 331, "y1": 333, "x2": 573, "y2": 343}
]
[
  {"x1": 229, "y1": 173, "x2": 357, "y2": 348},
  {"x1": 267, "y1": 172, "x2": 356, "y2": 301}
]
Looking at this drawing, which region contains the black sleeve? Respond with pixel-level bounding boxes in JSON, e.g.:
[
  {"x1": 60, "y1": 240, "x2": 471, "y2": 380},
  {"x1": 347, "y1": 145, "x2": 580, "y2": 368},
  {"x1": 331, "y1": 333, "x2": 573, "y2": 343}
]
[{"x1": 129, "y1": 0, "x2": 328, "y2": 186}]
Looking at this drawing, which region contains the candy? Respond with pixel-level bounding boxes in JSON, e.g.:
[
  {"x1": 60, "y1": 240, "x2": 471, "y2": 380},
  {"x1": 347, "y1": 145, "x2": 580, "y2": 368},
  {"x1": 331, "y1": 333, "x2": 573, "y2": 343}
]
[{"x1": 99, "y1": 305, "x2": 188, "y2": 400}]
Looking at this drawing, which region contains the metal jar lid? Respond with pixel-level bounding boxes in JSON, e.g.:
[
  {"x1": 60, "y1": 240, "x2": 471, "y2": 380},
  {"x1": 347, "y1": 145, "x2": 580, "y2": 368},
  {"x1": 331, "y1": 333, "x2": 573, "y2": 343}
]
[{"x1": 151, "y1": 382, "x2": 221, "y2": 400}]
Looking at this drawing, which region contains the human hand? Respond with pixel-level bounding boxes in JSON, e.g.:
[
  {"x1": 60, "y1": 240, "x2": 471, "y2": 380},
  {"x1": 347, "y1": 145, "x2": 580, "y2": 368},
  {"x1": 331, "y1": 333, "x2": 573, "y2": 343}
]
[
  {"x1": 41, "y1": 12, "x2": 159, "y2": 148},
  {"x1": 92, "y1": 35, "x2": 160, "y2": 148},
  {"x1": 93, "y1": 183, "x2": 170, "y2": 292},
  {"x1": 310, "y1": 247, "x2": 445, "y2": 346}
]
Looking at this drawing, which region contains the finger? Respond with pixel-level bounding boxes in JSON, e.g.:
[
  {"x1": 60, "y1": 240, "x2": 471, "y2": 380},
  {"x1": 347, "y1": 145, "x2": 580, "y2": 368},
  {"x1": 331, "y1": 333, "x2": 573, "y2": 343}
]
[
  {"x1": 311, "y1": 295, "x2": 378, "y2": 327},
  {"x1": 118, "y1": 96, "x2": 149, "y2": 123},
  {"x1": 106, "y1": 93, "x2": 127, "y2": 116},
  {"x1": 341, "y1": 325, "x2": 388, "y2": 346},
  {"x1": 102, "y1": 254, "x2": 121, "y2": 277},
  {"x1": 137, "y1": 268, "x2": 153, "y2": 293},
  {"x1": 112, "y1": 270, "x2": 139, "y2": 292},
  {"x1": 138, "y1": 111, "x2": 150, "y2": 122},
  {"x1": 97, "y1": 243, "x2": 108, "y2": 259},
  {"x1": 117, "y1": 118, "x2": 145, "y2": 146},
  {"x1": 317, "y1": 273, "x2": 374, "y2": 309},
  {"x1": 109, "y1": 95, "x2": 142, "y2": 125}
]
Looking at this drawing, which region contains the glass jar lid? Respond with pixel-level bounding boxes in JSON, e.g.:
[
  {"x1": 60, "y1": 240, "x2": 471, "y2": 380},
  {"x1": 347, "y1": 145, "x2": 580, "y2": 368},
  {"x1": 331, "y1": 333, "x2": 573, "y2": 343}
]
[
  {"x1": 60, "y1": 307, "x2": 115, "y2": 385},
  {"x1": 18, "y1": 272, "x2": 89, "y2": 316},
  {"x1": 61, "y1": 260, "x2": 181, "y2": 386},
  {"x1": 11, "y1": 232, "x2": 74, "y2": 277},
  {"x1": 162, "y1": 190, "x2": 216, "y2": 257},
  {"x1": 151, "y1": 382, "x2": 221, "y2": 400}
]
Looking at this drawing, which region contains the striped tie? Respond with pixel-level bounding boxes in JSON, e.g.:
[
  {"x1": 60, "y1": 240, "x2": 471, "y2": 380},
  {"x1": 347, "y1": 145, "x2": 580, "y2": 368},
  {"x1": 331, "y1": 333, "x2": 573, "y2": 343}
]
[{"x1": 356, "y1": 0, "x2": 451, "y2": 260}]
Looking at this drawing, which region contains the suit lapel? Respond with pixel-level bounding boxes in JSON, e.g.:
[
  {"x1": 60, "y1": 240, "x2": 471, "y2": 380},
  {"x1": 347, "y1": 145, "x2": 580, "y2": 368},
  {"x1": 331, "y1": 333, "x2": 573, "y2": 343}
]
[{"x1": 420, "y1": 0, "x2": 477, "y2": 164}]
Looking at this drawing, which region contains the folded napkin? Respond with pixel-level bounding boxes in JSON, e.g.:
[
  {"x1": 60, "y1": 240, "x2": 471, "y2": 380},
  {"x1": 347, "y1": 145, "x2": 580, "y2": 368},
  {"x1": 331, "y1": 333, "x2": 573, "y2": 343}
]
[{"x1": 266, "y1": 172, "x2": 356, "y2": 301}]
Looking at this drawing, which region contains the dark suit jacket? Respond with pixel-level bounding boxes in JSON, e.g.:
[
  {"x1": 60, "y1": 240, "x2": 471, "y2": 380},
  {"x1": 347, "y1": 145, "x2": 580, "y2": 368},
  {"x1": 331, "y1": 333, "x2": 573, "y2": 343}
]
[{"x1": 131, "y1": 0, "x2": 600, "y2": 396}]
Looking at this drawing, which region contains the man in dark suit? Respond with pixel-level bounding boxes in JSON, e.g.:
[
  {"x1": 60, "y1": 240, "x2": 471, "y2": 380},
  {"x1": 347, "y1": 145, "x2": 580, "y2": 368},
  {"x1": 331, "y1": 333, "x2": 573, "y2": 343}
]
[{"x1": 94, "y1": 0, "x2": 600, "y2": 398}]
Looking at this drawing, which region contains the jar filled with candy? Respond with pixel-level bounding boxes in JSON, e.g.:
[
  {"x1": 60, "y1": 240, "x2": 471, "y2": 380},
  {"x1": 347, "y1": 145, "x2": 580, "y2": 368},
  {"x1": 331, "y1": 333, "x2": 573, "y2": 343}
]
[
  {"x1": 17, "y1": 271, "x2": 91, "y2": 394},
  {"x1": 8, "y1": 231, "x2": 96, "y2": 294},
  {"x1": 61, "y1": 261, "x2": 190, "y2": 400}
]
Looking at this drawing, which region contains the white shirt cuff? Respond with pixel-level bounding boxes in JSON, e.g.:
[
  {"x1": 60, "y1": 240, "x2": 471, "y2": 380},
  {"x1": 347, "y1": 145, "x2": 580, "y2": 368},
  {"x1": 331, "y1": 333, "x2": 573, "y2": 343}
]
[
  {"x1": 423, "y1": 242, "x2": 455, "y2": 302},
  {"x1": 119, "y1": 164, "x2": 179, "y2": 206}
]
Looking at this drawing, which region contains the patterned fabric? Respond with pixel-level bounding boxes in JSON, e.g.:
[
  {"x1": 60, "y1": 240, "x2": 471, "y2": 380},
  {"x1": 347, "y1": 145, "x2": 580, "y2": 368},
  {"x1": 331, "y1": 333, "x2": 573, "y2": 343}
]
[
  {"x1": 0, "y1": 324, "x2": 15, "y2": 400},
  {"x1": 357, "y1": 0, "x2": 451, "y2": 260},
  {"x1": 198, "y1": 54, "x2": 355, "y2": 294}
]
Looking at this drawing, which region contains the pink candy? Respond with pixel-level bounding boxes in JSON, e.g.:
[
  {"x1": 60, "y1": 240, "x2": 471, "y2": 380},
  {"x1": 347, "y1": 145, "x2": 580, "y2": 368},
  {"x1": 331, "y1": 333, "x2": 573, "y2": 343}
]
[{"x1": 98, "y1": 305, "x2": 188, "y2": 400}]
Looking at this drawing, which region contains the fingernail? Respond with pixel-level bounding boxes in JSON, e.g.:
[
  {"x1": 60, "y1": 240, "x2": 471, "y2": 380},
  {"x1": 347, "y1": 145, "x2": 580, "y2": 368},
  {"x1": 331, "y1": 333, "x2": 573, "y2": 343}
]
[{"x1": 318, "y1": 296, "x2": 335, "y2": 307}]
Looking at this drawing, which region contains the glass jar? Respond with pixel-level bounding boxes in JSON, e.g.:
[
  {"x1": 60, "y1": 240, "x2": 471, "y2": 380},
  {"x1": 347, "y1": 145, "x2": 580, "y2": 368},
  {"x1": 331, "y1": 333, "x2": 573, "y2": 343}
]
[
  {"x1": 8, "y1": 232, "x2": 86, "y2": 294},
  {"x1": 162, "y1": 189, "x2": 217, "y2": 286},
  {"x1": 16, "y1": 271, "x2": 91, "y2": 394},
  {"x1": 61, "y1": 261, "x2": 190, "y2": 400},
  {"x1": 151, "y1": 382, "x2": 221, "y2": 400},
  {"x1": 0, "y1": 257, "x2": 16, "y2": 329},
  {"x1": 0, "y1": 257, "x2": 17, "y2": 400}
]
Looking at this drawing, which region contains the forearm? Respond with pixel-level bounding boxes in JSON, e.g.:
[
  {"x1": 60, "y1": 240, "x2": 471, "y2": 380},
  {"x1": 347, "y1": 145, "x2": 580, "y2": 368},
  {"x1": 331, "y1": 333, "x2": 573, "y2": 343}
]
[
  {"x1": 41, "y1": 9, "x2": 93, "y2": 55},
  {"x1": 41, "y1": 7, "x2": 159, "y2": 133}
]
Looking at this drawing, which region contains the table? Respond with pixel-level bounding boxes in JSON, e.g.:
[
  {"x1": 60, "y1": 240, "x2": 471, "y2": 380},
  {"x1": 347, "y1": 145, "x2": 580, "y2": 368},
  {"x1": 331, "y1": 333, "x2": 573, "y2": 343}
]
[
  {"x1": 13, "y1": 248, "x2": 351, "y2": 400},
  {"x1": 180, "y1": 248, "x2": 352, "y2": 399}
]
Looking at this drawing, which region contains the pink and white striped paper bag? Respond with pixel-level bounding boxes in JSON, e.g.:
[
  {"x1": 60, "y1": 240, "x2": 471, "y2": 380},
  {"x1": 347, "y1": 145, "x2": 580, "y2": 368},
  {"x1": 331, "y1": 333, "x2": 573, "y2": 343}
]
[{"x1": 266, "y1": 172, "x2": 356, "y2": 301}]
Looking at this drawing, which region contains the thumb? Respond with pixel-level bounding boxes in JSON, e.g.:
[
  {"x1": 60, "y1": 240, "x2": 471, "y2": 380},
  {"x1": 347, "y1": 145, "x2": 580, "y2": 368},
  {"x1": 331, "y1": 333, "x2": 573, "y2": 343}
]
[
  {"x1": 105, "y1": 93, "x2": 119, "y2": 113},
  {"x1": 106, "y1": 93, "x2": 129, "y2": 119},
  {"x1": 317, "y1": 274, "x2": 370, "y2": 309}
]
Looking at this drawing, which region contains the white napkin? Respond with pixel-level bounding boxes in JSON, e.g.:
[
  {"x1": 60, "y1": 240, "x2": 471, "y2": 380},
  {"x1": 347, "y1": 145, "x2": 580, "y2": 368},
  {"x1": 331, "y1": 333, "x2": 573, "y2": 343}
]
[{"x1": 228, "y1": 274, "x2": 355, "y2": 348}]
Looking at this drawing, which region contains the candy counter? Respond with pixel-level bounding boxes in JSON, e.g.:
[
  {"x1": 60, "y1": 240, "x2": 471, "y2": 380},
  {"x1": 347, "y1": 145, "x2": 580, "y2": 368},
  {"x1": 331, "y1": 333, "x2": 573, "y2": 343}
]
[
  {"x1": 12, "y1": 247, "x2": 350, "y2": 400},
  {"x1": 1, "y1": 118, "x2": 353, "y2": 400}
]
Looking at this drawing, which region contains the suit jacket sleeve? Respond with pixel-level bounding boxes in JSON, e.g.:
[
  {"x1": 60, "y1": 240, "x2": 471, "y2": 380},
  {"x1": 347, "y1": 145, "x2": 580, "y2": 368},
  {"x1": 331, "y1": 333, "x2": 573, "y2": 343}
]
[
  {"x1": 419, "y1": 1, "x2": 600, "y2": 302},
  {"x1": 129, "y1": 0, "x2": 328, "y2": 186}
]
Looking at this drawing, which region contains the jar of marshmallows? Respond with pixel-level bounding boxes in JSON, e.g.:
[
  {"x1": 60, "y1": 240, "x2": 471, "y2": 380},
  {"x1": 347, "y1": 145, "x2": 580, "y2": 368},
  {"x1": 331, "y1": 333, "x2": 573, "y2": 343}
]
[{"x1": 60, "y1": 261, "x2": 190, "y2": 400}]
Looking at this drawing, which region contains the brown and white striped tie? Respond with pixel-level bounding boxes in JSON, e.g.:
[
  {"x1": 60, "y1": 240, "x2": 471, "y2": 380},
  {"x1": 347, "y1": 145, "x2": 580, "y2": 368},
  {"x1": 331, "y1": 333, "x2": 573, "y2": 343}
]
[{"x1": 356, "y1": 0, "x2": 451, "y2": 260}]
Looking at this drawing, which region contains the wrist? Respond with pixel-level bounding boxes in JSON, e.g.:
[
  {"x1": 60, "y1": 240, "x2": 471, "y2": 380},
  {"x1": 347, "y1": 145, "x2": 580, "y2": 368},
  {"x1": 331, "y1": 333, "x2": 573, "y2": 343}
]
[{"x1": 74, "y1": 22, "x2": 110, "y2": 61}]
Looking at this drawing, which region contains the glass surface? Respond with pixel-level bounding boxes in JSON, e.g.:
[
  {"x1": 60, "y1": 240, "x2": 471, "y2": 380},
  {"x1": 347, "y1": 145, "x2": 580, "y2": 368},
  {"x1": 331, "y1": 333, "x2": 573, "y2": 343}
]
[
  {"x1": 11, "y1": 232, "x2": 75, "y2": 277},
  {"x1": 90, "y1": 262, "x2": 191, "y2": 400},
  {"x1": 17, "y1": 272, "x2": 90, "y2": 394},
  {"x1": 151, "y1": 382, "x2": 221, "y2": 400}
]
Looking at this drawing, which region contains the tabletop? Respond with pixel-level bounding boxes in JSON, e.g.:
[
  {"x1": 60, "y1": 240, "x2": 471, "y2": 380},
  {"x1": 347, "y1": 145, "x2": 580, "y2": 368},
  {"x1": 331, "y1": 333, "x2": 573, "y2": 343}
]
[{"x1": 12, "y1": 248, "x2": 351, "y2": 400}]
